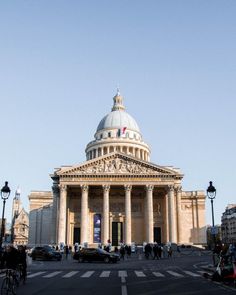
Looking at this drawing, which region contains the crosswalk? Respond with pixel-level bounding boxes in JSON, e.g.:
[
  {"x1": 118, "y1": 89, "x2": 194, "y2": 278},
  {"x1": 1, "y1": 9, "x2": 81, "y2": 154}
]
[{"x1": 14, "y1": 269, "x2": 208, "y2": 280}]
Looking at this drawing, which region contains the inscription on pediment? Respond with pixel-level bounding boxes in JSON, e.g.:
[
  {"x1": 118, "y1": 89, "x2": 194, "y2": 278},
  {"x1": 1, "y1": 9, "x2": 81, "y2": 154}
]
[{"x1": 78, "y1": 157, "x2": 160, "y2": 175}]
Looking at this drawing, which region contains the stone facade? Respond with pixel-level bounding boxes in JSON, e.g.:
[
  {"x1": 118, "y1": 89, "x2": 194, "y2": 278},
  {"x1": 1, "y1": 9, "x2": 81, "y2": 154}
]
[
  {"x1": 221, "y1": 204, "x2": 236, "y2": 244},
  {"x1": 28, "y1": 91, "x2": 207, "y2": 246},
  {"x1": 28, "y1": 191, "x2": 53, "y2": 245},
  {"x1": 12, "y1": 192, "x2": 29, "y2": 245}
]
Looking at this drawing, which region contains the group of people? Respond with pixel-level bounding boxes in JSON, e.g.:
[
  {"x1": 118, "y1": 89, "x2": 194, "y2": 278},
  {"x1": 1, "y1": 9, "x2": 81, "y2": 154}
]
[
  {"x1": 52, "y1": 244, "x2": 72, "y2": 259},
  {"x1": 0, "y1": 244, "x2": 27, "y2": 283},
  {"x1": 144, "y1": 243, "x2": 173, "y2": 259},
  {"x1": 119, "y1": 244, "x2": 132, "y2": 260}
]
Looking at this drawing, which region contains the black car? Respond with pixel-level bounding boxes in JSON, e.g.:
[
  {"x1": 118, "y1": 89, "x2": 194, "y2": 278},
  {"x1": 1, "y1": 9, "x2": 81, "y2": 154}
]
[
  {"x1": 31, "y1": 246, "x2": 62, "y2": 261},
  {"x1": 74, "y1": 248, "x2": 119, "y2": 263}
]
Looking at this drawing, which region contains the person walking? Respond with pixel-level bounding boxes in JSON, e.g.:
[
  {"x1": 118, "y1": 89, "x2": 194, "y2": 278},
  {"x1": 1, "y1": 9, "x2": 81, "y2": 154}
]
[
  {"x1": 167, "y1": 246, "x2": 173, "y2": 258},
  {"x1": 120, "y1": 245, "x2": 125, "y2": 260},
  {"x1": 145, "y1": 243, "x2": 152, "y2": 259},
  {"x1": 158, "y1": 244, "x2": 163, "y2": 259},
  {"x1": 153, "y1": 243, "x2": 159, "y2": 260},
  {"x1": 65, "y1": 245, "x2": 69, "y2": 259},
  {"x1": 127, "y1": 245, "x2": 131, "y2": 259}
]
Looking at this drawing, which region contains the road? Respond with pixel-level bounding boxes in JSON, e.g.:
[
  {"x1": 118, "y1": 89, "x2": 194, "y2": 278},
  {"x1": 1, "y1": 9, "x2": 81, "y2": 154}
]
[{"x1": 2, "y1": 250, "x2": 235, "y2": 295}]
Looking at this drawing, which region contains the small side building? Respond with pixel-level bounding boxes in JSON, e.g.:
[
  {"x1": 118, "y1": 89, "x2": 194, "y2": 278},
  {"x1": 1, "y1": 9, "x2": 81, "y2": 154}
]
[{"x1": 28, "y1": 191, "x2": 53, "y2": 245}]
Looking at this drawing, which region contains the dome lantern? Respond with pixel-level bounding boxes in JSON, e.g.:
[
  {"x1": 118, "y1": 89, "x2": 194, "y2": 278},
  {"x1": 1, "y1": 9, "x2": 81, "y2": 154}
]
[{"x1": 112, "y1": 89, "x2": 125, "y2": 111}]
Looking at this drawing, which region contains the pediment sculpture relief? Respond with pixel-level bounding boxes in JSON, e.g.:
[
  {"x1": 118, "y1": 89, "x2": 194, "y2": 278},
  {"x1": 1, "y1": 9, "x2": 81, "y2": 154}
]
[{"x1": 78, "y1": 157, "x2": 160, "y2": 175}]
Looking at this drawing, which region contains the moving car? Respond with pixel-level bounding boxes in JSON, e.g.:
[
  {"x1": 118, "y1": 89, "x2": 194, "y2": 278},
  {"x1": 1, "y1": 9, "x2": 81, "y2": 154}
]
[
  {"x1": 74, "y1": 248, "x2": 119, "y2": 263},
  {"x1": 31, "y1": 245, "x2": 62, "y2": 261}
]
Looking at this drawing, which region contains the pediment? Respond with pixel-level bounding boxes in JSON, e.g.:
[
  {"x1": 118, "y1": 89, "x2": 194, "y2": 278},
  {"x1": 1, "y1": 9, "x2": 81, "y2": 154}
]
[{"x1": 57, "y1": 153, "x2": 183, "y2": 178}]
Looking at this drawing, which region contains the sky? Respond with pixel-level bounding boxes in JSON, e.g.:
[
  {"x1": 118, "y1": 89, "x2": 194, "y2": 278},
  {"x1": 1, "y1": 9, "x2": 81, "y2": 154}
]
[{"x1": 0, "y1": 0, "x2": 235, "y2": 226}]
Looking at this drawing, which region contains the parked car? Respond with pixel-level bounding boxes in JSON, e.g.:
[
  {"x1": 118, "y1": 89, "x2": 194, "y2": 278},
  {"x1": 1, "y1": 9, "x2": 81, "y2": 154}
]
[
  {"x1": 31, "y1": 245, "x2": 62, "y2": 261},
  {"x1": 74, "y1": 248, "x2": 119, "y2": 263}
]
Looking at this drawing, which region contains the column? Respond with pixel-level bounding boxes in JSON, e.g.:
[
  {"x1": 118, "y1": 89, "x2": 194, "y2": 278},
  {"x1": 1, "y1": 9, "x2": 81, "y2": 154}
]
[
  {"x1": 58, "y1": 185, "x2": 67, "y2": 244},
  {"x1": 145, "y1": 185, "x2": 154, "y2": 243},
  {"x1": 168, "y1": 185, "x2": 177, "y2": 243},
  {"x1": 101, "y1": 147, "x2": 104, "y2": 156},
  {"x1": 165, "y1": 193, "x2": 169, "y2": 242},
  {"x1": 176, "y1": 186, "x2": 182, "y2": 243},
  {"x1": 137, "y1": 149, "x2": 140, "y2": 159},
  {"x1": 141, "y1": 150, "x2": 143, "y2": 160},
  {"x1": 51, "y1": 175, "x2": 60, "y2": 244},
  {"x1": 102, "y1": 185, "x2": 110, "y2": 244},
  {"x1": 124, "y1": 185, "x2": 132, "y2": 245},
  {"x1": 81, "y1": 185, "x2": 89, "y2": 245}
]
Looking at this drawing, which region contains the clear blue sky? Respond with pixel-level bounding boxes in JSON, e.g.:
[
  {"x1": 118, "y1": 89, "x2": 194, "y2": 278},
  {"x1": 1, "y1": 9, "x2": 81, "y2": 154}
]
[{"x1": 0, "y1": 0, "x2": 235, "y2": 226}]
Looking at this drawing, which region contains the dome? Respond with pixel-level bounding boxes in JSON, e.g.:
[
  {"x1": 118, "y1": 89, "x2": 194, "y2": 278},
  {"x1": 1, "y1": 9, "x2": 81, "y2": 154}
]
[
  {"x1": 96, "y1": 110, "x2": 140, "y2": 133},
  {"x1": 85, "y1": 90, "x2": 151, "y2": 163}
]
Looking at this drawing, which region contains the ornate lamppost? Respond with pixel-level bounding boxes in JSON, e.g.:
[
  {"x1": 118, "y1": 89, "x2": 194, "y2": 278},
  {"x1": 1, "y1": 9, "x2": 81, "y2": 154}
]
[
  {"x1": 206, "y1": 181, "x2": 216, "y2": 248},
  {"x1": 0, "y1": 181, "x2": 11, "y2": 248}
]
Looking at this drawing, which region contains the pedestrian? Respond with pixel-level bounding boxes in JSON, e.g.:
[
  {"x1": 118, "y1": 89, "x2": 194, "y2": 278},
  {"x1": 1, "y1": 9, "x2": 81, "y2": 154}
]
[
  {"x1": 158, "y1": 244, "x2": 163, "y2": 259},
  {"x1": 167, "y1": 246, "x2": 172, "y2": 258},
  {"x1": 65, "y1": 245, "x2": 69, "y2": 259},
  {"x1": 120, "y1": 246, "x2": 125, "y2": 260},
  {"x1": 145, "y1": 243, "x2": 152, "y2": 259},
  {"x1": 153, "y1": 243, "x2": 159, "y2": 260},
  {"x1": 177, "y1": 245, "x2": 181, "y2": 257},
  {"x1": 125, "y1": 244, "x2": 129, "y2": 258},
  {"x1": 127, "y1": 246, "x2": 131, "y2": 258},
  {"x1": 17, "y1": 245, "x2": 27, "y2": 284},
  {"x1": 163, "y1": 244, "x2": 168, "y2": 258},
  {"x1": 1, "y1": 245, "x2": 18, "y2": 270},
  {"x1": 74, "y1": 244, "x2": 78, "y2": 253}
]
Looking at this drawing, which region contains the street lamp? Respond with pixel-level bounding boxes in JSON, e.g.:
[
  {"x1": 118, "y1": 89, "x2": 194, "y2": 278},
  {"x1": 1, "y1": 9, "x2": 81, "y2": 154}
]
[
  {"x1": 0, "y1": 181, "x2": 11, "y2": 248},
  {"x1": 207, "y1": 181, "x2": 216, "y2": 248}
]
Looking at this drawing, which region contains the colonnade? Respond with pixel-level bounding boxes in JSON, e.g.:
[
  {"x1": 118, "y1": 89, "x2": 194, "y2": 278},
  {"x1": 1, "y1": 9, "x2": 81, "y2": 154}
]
[
  {"x1": 56, "y1": 184, "x2": 182, "y2": 245},
  {"x1": 86, "y1": 146, "x2": 150, "y2": 162}
]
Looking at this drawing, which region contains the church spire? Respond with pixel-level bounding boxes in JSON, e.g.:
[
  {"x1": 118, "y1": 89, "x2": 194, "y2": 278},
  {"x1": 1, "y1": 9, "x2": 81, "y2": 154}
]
[
  {"x1": 14, "y1": 186, "x2": 21, "y2": 199},
  {"x1": 112, "y1": 88, "x2": 125, "y2": 111}
]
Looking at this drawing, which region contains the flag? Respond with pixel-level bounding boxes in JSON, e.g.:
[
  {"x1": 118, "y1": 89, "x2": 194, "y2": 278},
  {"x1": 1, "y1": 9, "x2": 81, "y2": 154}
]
[{"x1": 117, "y1": 127, "x2": 127, "y2": 137}]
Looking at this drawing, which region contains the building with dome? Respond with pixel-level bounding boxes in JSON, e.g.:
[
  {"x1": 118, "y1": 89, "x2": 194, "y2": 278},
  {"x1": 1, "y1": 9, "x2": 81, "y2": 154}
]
[{"x1": 28, "y1": 91, "x2": 206, "y2": 246}]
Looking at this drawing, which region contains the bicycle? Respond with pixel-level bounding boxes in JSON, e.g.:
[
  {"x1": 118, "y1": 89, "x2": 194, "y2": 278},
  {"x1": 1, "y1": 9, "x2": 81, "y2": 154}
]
[
  {"x1": 0, "y1": 269, "x2": 18, "y2": 295},
  {"x1": 16, "y1": 264, "x2": 26, "y2": 285}
]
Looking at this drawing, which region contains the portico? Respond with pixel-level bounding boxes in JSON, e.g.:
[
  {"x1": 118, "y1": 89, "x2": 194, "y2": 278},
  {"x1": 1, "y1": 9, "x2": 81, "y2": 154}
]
[{"x1": 53, "y1": 152, "x2": 184, "y2": 246}]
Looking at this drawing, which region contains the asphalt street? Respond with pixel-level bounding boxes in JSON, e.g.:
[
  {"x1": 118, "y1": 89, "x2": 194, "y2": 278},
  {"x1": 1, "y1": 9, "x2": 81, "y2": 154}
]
[{"x1": 1, "y1": 250, "x2": 235, "y2": 295}]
